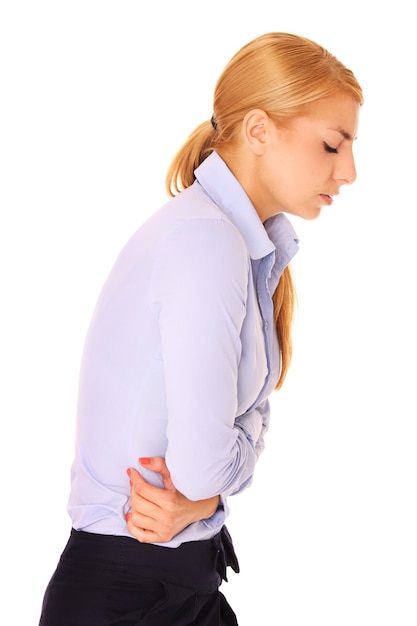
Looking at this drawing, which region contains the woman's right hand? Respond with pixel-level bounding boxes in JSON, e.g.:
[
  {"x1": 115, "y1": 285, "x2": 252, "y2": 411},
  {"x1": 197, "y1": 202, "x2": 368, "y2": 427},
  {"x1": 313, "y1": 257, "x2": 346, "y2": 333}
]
[{"x1": 126, "y1": 457, "x2": 220, "y2": 543}]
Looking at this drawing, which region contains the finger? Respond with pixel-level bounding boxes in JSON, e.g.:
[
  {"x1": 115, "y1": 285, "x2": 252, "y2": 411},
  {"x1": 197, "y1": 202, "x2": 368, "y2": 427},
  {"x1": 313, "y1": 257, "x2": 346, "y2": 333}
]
[
  {"x1": 126, "y1": 512, "x2": 175, "y2": 544},
  {"x1": 126, "y1": 514, "x2": 160, "y2": 543},
  {"x1": 126, "y1": 505, "x2": 159, "y2": 531},
  {"x1": 128, "y1": 490, "x2": 160, "y2": 520},
  {"x1": 128, "y1": 467, "x2": 177, "y2": 511},
  {"x1": 138, "y1": 457, "x2": 175, "y2": 491},
  {"x1": 127, "y1": 468, "x2": 162, "y2": 512},
  {"x1": 128, "y1": 466, "x2": 162, "y2": 499},
  {"x1": 127, "y1": 466, "x2": 148, "y2": 491}
]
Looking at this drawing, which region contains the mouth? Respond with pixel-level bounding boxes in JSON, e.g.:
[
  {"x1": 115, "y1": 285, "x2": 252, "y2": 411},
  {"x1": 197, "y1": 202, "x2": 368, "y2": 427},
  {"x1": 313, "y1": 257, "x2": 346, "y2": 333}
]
[{"x1": 319, "y1": 194, "x2": 334, "y2": 206}]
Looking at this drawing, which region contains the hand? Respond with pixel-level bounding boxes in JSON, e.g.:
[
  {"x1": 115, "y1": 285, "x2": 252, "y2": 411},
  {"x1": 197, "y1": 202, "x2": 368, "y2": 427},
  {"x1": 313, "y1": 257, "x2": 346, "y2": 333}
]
[{"x1": 126, "y1": 457, "x2": 220, "y2": 543}]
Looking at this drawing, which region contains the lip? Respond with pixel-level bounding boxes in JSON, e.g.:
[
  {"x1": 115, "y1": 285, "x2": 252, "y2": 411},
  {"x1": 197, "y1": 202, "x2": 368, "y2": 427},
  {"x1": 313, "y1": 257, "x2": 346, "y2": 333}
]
[{"x1": 319, "y1": 194, "x2": 334, "y2": 206}]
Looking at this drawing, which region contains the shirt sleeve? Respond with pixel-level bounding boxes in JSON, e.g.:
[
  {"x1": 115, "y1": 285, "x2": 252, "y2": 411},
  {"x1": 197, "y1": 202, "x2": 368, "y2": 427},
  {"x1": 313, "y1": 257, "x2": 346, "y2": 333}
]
[{"x1": 150, "y1": 217, "x2": 262, "y2": 501}]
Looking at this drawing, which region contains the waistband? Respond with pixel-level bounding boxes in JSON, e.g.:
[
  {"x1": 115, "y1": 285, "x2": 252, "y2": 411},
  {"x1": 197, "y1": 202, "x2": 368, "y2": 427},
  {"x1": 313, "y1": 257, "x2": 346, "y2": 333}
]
[{"x1": 64, "y1": 525, "x2": 239, "y2": 591}]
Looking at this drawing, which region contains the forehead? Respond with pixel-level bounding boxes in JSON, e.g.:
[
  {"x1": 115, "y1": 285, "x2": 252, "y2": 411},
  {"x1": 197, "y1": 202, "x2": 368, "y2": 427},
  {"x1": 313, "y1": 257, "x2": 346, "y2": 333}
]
[{"x1": 300, "y1": 94, "x2": 360, "y2": 139}]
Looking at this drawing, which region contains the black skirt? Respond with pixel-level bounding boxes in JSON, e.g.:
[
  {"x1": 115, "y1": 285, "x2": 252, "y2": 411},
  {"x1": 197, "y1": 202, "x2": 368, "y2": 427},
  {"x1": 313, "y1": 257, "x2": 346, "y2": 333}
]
[{"x1": 39, "y1": 526, "x2": 240, "y2": 626}]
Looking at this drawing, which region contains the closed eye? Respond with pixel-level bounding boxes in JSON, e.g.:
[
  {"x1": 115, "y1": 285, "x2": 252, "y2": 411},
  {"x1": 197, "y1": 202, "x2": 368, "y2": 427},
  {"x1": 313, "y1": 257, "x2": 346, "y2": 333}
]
[{"x1": 323, "y1": 142, "x2": 338, "y2": 154}]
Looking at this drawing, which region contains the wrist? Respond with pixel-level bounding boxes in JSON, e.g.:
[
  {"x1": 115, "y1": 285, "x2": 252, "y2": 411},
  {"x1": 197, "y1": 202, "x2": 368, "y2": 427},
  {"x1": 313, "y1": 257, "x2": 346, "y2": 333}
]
[{"x1": 193, "y1": 495, "x2": 220, "y2": 523}]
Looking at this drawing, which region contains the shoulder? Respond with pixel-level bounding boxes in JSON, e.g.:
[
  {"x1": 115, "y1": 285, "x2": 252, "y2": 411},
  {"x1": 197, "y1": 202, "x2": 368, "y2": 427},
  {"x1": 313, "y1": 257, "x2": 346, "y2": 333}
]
[
  {"x1": 153, "y1": 185, "x2": 249, "y2": 260},
  {"x1": 148, "y1": 199, "x2": 250, "y2": 303}
]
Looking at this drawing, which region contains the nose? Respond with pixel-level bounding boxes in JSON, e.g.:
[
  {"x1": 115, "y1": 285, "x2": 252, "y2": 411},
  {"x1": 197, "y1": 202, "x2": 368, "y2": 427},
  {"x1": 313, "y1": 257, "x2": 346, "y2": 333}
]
[{"x1": 333, "y1": 150, "x2": 357, "y2": 185}]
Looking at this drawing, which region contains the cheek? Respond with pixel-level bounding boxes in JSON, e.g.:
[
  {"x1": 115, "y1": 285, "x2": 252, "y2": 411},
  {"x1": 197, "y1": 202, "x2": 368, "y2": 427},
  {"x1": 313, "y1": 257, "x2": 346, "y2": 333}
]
[
  {"x1": 305, "y1": 145, "x2": 324, "y2": 168},
  {"x1": 303, "y1": 151, "x2": 331, "y2": 182},
  {"x1": 288, "y1": 141, "x2": 317, "y2": 173},
  {"x1": 288, "y1": 152, "x2": 318, "y2": 186}
]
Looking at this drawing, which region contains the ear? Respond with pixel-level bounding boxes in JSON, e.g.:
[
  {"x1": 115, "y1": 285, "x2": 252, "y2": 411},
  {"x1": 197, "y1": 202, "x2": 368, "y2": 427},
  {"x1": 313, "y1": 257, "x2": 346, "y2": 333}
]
[{"x1": 242, "y1": 109, "x2": 269, "y2": 155}]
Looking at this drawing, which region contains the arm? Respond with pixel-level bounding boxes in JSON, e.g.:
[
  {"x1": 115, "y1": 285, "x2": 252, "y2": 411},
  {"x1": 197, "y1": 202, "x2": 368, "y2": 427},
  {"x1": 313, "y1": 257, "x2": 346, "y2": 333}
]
[
  {"x1": 151, "y1": 219, "x2": 262, "y2": 501},
  {"x1": 126, "y1": 457, "x2": 220, "y2": 543}
]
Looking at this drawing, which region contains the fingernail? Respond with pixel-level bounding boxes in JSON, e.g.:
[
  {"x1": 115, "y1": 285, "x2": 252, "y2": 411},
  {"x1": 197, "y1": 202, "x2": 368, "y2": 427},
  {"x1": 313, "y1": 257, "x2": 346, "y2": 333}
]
[
  {"x1": 125, "y1": 512, "x2": 130, "y2": 521},
  {"x1": 126, "y1": 468, "x2": 131, "y2": 477},
  {"x1": 139, "y1": 457, "x2": 151, "y2": 464}
]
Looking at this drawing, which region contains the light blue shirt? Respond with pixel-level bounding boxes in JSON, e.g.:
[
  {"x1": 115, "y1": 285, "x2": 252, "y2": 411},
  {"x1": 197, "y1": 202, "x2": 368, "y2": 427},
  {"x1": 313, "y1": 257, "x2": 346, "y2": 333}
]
[{"x1": 67, "y1": 151, "x2": 299, "y2": 547}]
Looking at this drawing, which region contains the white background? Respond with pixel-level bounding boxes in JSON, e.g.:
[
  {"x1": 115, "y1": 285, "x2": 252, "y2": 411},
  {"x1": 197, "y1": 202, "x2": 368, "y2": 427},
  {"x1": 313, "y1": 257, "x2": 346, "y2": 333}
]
[{"x1": 1, "y1": 1, "x2": 416, "y2": 625}]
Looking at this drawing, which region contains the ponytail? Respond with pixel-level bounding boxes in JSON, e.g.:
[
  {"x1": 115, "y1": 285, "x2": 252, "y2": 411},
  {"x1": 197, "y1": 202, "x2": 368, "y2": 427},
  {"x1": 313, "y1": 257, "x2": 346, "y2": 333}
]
[{"x1": 166, "y1": 121, "x2": 216, "y2": 197}]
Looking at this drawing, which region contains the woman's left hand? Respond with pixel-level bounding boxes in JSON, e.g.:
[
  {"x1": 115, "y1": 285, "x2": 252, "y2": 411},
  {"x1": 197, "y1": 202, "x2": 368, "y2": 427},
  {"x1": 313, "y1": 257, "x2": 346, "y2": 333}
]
[{"x1": 126, "y1": 457, "x2": 220, "y2": 543}]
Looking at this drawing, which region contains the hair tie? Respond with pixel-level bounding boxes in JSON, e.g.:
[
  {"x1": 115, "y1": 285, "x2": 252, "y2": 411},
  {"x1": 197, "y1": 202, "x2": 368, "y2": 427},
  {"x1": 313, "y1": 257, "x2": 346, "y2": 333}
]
[{"x1": 211, "y1": 115, "x2": 218, "y2": 130}]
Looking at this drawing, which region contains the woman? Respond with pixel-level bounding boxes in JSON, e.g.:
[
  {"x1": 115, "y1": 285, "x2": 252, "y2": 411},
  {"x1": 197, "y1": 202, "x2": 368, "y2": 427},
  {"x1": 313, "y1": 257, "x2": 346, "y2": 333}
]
[{"x1": 39, "y1": 32, "x2": 363, "y2": 625}]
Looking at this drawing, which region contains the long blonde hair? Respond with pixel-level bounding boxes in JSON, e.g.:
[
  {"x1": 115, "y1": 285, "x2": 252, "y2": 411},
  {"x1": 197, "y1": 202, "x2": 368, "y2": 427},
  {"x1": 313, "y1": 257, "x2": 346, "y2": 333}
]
[{"x1": 166, "y1": 32, "x2": 364, "y2": 390}]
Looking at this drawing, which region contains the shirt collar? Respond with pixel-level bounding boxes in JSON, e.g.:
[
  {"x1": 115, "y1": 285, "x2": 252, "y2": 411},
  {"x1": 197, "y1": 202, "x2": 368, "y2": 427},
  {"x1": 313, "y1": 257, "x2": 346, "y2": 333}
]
[
  {"x1": 264, "y1": 213, "x2": 300, "y2": 274},
  {"x1": 194, "y1": 151, "x2": 299, "y2": 266}
]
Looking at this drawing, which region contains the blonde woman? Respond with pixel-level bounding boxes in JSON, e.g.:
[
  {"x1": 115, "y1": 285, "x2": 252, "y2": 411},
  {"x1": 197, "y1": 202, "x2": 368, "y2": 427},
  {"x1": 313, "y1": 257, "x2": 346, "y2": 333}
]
[{"x1": 39, "y1": 32, "x2": 363, "y2": 626}]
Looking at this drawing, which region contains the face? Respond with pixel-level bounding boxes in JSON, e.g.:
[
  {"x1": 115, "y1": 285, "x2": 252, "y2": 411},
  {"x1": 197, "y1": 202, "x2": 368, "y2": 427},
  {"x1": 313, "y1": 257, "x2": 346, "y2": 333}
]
[{"x1": 251, "y1": 93, "x2": 360, "y2": 221}]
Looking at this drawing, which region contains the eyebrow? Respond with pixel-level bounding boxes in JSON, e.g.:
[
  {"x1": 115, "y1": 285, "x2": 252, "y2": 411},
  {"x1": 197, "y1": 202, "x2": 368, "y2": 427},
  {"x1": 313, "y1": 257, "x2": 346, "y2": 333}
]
[{"x1": 333, "y1": 127, "x2": 357, "y2": 141}]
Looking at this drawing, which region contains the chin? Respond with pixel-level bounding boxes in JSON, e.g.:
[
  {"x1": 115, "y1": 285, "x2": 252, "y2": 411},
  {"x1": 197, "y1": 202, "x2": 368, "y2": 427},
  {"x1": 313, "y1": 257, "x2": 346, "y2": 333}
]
[
  {"x1": 307, "y1": 207, "x2": 322, "y2": 220},
  {"x1": 297, "y1": 207, "x2": 322, "y2": 221},
  {"x1": 283, "y1": 205, "x2": 322, "y2": 221}
]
